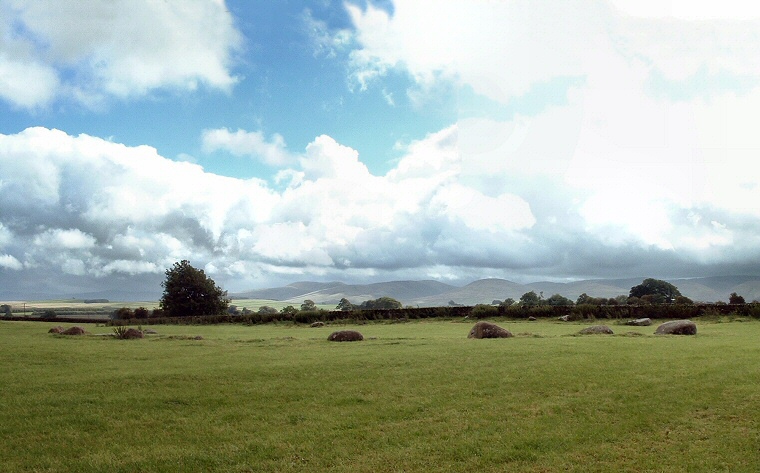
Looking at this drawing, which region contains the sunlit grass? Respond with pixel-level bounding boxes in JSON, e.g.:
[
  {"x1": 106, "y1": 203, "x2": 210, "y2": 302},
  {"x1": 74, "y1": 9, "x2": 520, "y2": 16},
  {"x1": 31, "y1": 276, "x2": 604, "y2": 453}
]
[{"x1": 2, "y1": 318, "x2": 759, "y2": 472}]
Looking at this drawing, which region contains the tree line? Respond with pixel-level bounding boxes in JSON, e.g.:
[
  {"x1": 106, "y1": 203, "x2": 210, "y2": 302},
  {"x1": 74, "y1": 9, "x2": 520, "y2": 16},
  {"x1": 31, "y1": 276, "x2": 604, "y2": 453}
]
[{"x1": 106, "y1": 262, "x2": 754, "y2": 321}]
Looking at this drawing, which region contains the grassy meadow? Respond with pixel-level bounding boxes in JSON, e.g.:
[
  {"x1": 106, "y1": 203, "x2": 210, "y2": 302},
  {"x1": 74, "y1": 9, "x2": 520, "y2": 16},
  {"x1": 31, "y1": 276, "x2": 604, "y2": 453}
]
[{"x1": 2, "y1": 317, "x2": 760, "y2": 472}]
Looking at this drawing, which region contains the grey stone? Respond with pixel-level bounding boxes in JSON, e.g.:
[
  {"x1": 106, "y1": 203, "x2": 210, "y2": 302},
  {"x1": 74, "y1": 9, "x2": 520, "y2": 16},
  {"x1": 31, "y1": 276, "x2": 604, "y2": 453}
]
[
  {"x1": 327, "y1": 330, "x2": 363, "y2": 342},
  {"x1": 62, "y1": 326, "x2": 87, "y2": 336},
  {"x1": 578, "y1": 325, "x2": 614, "y2": 335},
  {"x1": 468, "y1": 321, "x2": 513, "y2": 339},
  {"x1": 655, "y1": 320, "x2": 697, "y2": 335},
  {"x1": 626, "y1": 318, "x2": 652, "y2": 326}
]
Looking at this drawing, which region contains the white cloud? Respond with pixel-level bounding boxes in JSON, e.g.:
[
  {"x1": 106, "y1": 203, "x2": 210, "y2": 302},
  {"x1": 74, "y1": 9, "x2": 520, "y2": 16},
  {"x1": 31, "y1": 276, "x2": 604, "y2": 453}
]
[
  {"x1": 34, "y1": 229, "x2": 96, "y2": 250},
  {"x1": 202, "y1": 128, "x2": 297, "y2": 166},
  {"x1": 337, "y1": 0, "x2": 760, "y2": 273},
  {"x1": 609, "y1": 1, "x2": 760, "y2": 20},
  {"x1": 0, "y1": 0, "x2": 242, "y2": 108},
  {"x1": 0, "y1": 254, "x2": 23, "y2": 270},
  {"x1": 1, "y1": 115, "x2": 759, "y2": 294},
  {"x1": 0, "y1": 55, "x2": 59, "y2": 109}
]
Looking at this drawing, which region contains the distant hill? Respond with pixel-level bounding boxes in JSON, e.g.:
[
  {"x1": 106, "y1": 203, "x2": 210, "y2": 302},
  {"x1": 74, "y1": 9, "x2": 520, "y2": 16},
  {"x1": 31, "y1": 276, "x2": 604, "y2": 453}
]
[
  {"x1": 231, "y1": 280, "x2": 455, "y2": 305},
  {"x1": 232, "y1": 276, "x2": 760, "y2": 307}
]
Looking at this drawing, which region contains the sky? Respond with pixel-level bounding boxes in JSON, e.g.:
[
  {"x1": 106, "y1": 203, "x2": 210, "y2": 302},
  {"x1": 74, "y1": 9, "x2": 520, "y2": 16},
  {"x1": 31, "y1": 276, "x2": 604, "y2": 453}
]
[{"x1": 1, "y1": 0, "x2": 760, "y2": 299}]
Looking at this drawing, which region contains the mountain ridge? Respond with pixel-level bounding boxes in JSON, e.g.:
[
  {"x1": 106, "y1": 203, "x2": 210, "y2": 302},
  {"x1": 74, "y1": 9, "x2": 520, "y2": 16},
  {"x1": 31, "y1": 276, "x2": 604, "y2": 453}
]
[{"x1": 231, "y1": 275, "x2": 760, "y2": 307}]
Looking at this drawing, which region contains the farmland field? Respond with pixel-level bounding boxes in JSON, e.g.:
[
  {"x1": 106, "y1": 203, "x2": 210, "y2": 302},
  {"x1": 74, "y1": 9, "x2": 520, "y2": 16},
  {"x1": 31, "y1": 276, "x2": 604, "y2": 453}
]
[
  {"x1": 2, "y1": 317, "x2": 759, "y2": 472},
  {"x1": 0, "y1": 299, "x2": 334, "y2": 319}
]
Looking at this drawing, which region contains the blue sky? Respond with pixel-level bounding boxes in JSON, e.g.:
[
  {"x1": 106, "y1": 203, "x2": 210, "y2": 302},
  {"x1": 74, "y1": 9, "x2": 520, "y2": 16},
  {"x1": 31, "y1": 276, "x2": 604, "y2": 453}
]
[{"x1": 1, "y1": 0, "x2": 760, "y2": 299}]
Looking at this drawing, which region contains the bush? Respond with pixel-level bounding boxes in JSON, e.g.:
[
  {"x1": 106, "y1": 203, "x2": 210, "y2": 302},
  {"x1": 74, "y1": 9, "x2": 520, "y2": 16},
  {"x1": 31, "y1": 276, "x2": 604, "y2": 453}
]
[
  {"x1": 472, "y1": 304, "x2": 498, "y2": 318},
  {"x1": 133, "y1": 307, "x2": 150, "y2": 319},
  {"x1": 113, "y1": 307, "x2": 134, "y2": 320},
  {"x1": 41, "y1": 309, "x2": 57, "y2": 319}
]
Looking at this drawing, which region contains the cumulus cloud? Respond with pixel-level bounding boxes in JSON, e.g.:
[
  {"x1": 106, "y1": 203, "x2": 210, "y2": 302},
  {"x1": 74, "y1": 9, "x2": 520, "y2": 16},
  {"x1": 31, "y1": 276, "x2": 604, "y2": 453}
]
[
  {"x1": 201, "y1": 128, "x2": 297, "y2": 167},
  {"x1": 0, "y1": 254, "x2": 23, "y2": 270},
  {"x1": 0, "y1": 0, "x2": 242, "y2": 108},
  {"x1": 334, "y1": 0, "x2": 760, "y2": 276},
  {"x1": 2, "y1": 118, "x2": 760, "y2": 298}
]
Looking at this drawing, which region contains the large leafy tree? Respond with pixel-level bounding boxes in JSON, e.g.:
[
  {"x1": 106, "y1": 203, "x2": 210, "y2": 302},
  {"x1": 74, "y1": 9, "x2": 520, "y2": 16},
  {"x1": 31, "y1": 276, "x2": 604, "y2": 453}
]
[
  {"x1": 358, "y1": 297, "x2": 402, "y2": 310},
  {"x1": 159, "y1": 260, "x2": 229, "y2": 317},
  {"x1": 545, "y1": 293, "x2": 574, "y2": 306},
  {"x1": 629, "y1": 278, "x2": 682, "y2": 304},
  {"x1": 519, "y1": 291, "x2": 542, "y2": 306}
]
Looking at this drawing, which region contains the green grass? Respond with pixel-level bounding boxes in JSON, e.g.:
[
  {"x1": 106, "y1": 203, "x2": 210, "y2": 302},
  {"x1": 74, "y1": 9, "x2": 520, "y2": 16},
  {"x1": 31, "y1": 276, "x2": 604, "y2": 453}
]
[{"x1": 2, "y1": 318, "x2": 760, "y2": 472}]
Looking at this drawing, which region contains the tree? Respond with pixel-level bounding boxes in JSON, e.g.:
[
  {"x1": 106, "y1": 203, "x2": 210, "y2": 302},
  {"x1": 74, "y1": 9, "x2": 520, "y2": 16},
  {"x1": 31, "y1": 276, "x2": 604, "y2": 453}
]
[
  {"x1": 576, "y1": 293, "x2": 593, "y2": 305},
  {"x1": 280, "y1": 305, "x2": 298, "y2": 316},
  {"x1": 500, "y1": 298, "x2": 516, "y2": 307},
  {"x1": 257, "y1": 306, "x2": 278, "y2": 315},
  {"x1": 675, "y1": 295, "x2": 693, "y2": 304},
  {"x1": 546, "y1": 294, "x2": 574, "y2": 306},
  {"x1": 358, "y1": 297, "x2": 403, "y2": 310},
  {"x1": 159, "y1": 260, "x2": 229, "y2": 317},
  {"x1": 336, "y1": 298, "x2": 356, "y2": 311},
  {"x1": 134, "y1": 307, "x2": 150, "y2": 319},
  {"x1": 300, "y1": 300, "x2": 317, "y2": 312},
  {"x1": 629, "y1": 278, "x2": 682, "y2": 304},
  {"x1": 1, "y1": 304, "x2": 11, "y2": 317},
  {"x1": 519, "y1": 291, "x2": 541, "y2": 306},
  {"x1": 729, "y1": 292, "x2": 746, "y2": 304},
  {"x1": 113, "y1": 307, "x2": 133, "y2": 319}
]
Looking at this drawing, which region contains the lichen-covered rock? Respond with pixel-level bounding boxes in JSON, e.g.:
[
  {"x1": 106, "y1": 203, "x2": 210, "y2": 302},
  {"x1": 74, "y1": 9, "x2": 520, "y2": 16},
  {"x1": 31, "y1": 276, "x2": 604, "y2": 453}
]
[
  {"x1": 528, "y1": 316, "x2": 537, "y2": 321},
  {"x1": 655, "y1": 320, "x2": 697, "y2": 335},
  {"x1": 558, "y1": 315, "x2": 571, "y2": 322},
  {"x1": 578, "y1": 325, "x2": 614, "y2": 335},
  {"x1": 468, "y1": 321, "x2": 513, "y2": 339},
  {"x1": 310, "y1": 321, "x2": 325, "y2": 328},
  {"x1": 327, "y1": 330, "x2": 363, "y2": 342},
  {"x1": 62, "y1": 326, "x2": 87, "y2": 335},
  {"x1": 48, "y1": 326, "x2": 64, "y2": 334},
  {"x1": 626, "y1": 318, "x2": 652, "y2": 326}
]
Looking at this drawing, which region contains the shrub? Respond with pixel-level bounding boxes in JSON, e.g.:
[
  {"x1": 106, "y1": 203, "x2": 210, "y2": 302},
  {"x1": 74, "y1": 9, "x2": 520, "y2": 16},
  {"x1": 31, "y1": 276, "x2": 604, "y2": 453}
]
[
  {"x1": 133, "y1": 307, "x2": 150, "y2": 319},
  {"x1": 41, "y1": 309, "x2": 57, "y2": 319},
  {"x1": 257, "y1": 306, "x2": 279, "y2": 315},
  {"x1": 113, "y1": 307, "x2": 134, "y2": 320},
  {"x1": 472, "y1": 304, "x2": 498, "y2": 318}
]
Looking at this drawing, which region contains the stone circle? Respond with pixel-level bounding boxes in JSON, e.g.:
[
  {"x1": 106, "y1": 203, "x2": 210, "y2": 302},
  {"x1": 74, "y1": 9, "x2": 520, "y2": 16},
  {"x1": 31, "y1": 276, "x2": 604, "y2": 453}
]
[
  {"x1": 655, "y1": 320, "x2": 697, "y2": 335},
  {"x1": 468, "y1": 321, "x2": 513, "y2": 339},
  {"x1": 327, "y1": 330, "x2": 364, "y2": 342}
]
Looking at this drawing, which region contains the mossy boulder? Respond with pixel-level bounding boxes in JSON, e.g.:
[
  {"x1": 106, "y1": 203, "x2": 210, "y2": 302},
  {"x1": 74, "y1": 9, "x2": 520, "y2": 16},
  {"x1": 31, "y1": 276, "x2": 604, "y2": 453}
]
[
  {"x1": 468, "y1": 321, "x2": 513, "y2": 339},
  {"x1": 578, "y1": 325, "x2": 614, "y2": 335},
  {"x1": 61, "y1": 326, "x2": 87, "y2": 336},
  {"x1": 122, "y1": 328, "x2": 144, "y2": 339},
  {"x1": 655, "y1": 320, "x2": 697, "y2": 335},
  {"x1": 328, "y1": 330, "x2": 364, "y2": 342}
]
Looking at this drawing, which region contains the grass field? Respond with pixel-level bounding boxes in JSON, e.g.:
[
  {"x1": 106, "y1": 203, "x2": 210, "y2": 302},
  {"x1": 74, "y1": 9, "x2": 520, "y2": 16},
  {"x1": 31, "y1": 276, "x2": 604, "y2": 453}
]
[{"x1": 2, "y1": 317, "x2": 759, "y2": 472}]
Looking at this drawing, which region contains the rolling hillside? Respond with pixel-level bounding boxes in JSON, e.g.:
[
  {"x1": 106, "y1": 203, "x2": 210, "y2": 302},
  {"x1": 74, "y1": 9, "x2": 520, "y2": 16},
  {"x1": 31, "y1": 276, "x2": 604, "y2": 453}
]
[{"x1": 232, "y1": 276, "x2": 760, "y2": 307}]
